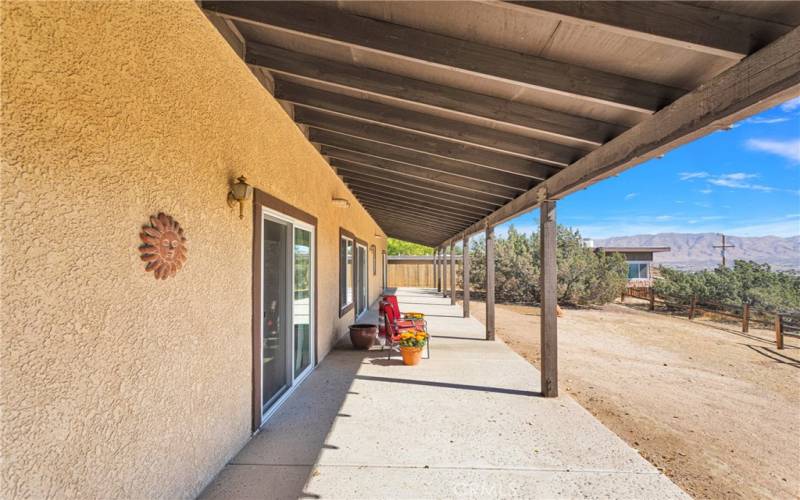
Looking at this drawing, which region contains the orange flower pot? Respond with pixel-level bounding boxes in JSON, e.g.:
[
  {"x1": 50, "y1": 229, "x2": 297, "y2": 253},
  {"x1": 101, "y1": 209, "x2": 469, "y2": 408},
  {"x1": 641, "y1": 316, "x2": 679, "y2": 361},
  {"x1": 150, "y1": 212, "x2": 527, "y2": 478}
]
[{"x1": 400, "y1": 346, "x2": 423, "y2": 366}]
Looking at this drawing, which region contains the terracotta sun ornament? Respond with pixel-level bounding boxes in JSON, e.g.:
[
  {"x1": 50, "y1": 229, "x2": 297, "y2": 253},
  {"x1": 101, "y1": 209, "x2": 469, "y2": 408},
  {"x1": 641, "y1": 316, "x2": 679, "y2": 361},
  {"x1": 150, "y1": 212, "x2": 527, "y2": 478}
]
[{"x1": 139, "y1": 213, "x2": 188, "y2": 280}]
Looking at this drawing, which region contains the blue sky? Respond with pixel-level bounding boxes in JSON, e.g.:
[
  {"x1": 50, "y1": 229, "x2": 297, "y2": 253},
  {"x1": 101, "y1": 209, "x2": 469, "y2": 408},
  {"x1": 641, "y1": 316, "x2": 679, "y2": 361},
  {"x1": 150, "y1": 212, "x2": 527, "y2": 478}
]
[{"x1": 498, "y1": 97, "x2": 800, "y2": 239}]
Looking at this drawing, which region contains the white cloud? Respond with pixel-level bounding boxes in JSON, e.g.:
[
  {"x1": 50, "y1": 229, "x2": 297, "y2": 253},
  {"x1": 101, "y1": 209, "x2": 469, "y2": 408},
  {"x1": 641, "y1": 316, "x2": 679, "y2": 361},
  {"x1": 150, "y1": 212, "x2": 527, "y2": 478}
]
[
  {"x1": 624, "y1": 192, "x2": 638, "y2": 200},
  {"x1": 746, "y1": 138, "x2": 800, "y2": 162},
  {"x1": 655, "y1": 215, "x2": 674, "y2": 221},
  {"x1": 699, "y1": 188, "x2": 713, "y2": 194},
  {"x1": 780, "y1": 96, "x2": 800, "y2": 112},
  {"x1": 678, "y1": 172, "x2": 709, "y2": 181},
  {"x1": 707, "y1": 172, "x2": 775, "y2": 192},
  {"x1": 745, "y1": 116, "x2": 790, "y2": 125}
]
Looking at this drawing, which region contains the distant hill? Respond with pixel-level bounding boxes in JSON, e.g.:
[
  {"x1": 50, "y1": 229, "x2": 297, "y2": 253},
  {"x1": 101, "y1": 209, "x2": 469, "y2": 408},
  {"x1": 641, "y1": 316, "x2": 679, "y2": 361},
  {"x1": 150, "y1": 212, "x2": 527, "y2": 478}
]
[{"x1": 594, "y1": 233, "x2": 800, "y2": 271}]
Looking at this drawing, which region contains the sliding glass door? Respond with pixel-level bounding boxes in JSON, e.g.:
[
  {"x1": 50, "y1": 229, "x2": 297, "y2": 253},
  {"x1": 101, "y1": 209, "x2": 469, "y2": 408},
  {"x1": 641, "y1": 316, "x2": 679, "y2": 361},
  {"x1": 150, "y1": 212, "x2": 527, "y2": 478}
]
[{"x1": 259, "y1": 207, "x2": 315, "y2": 423}]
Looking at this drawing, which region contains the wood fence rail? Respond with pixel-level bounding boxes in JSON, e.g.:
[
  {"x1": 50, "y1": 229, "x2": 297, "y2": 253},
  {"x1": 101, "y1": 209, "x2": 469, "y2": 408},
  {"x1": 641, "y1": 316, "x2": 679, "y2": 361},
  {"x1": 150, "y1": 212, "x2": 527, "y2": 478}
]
[{"x1": 623, "y1": 288, "x2": 794, "y2": 344}]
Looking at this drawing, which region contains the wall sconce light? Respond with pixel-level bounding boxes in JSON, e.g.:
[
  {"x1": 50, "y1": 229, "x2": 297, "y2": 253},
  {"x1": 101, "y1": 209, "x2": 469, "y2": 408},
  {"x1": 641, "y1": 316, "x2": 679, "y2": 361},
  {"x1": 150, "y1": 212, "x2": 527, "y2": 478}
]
[
  {"x1": 227, "y1": 175, "x2": 253, "y2": 219},
  {"x1": 332, "y1": 196, "x2": 350, "y2": 208},
  {"x1": 374, "y1": 232, "x2": 384, "y2": 239}
]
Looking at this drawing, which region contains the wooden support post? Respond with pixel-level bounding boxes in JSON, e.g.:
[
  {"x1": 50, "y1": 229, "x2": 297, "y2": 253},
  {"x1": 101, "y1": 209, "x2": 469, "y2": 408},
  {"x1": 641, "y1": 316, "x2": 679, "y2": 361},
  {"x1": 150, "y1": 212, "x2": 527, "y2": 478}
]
[
  {"x1": 688, "y1": 296, "x2": 697, "y2": 320},
  {"x1": 620, "y1": 290, "x2": 625, "y2": 303},
  {"x1": 434, "y1": 247, "x2": 440, "y2": 292},
  {"x1": 649, "y1": 288, "x2": 655, "y2": 311},
  {"x1": 463, "y1": 234, "x2": 471, "y2": 318},
  {"x1": 776, "y1": 315, "x2": 784, "y2": 350},
  {"x1": 485, "y1": 225, "x2": 495, "y2": 341},
  {"x1": 742, "y1": 303, "x2": 750, "y2": 333},
  {"x1": 442, "y1": 245, "x2": 448, "y2": 298},
  {"x1": 540, "y1": 201, "x2": 558, "y2": 398},
  {"x1": 450, "y1": 240, "x2": 456, "y2": 305}
]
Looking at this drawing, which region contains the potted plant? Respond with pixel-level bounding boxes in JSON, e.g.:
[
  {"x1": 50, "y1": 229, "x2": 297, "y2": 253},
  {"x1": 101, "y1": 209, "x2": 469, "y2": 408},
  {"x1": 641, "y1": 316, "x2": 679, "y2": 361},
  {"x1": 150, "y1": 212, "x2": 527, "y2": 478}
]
[{"x1": 398, "y1": 331, "x2": 428, "y2": 366}]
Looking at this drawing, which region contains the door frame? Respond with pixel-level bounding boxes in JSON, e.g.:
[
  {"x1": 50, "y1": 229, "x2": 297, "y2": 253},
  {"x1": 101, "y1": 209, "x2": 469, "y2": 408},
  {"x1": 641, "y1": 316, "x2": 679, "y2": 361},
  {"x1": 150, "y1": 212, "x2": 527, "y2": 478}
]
[
  {"x1": 355, "y1": 239, "x2": 368, "y2": 317},
  {"x1": 251, "y1": 189, "x2": 318, "y2": 432}
]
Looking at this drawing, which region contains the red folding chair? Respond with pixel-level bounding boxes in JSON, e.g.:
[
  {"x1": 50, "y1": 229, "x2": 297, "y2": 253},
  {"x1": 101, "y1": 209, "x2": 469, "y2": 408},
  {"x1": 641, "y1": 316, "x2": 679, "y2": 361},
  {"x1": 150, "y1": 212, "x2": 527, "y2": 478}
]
[
  {"x1": 383, "y1": 294, "x2": 427, "y2": 333},
  {"x1": 381, "y1": 300, "x2": 430, "y2": 360}
]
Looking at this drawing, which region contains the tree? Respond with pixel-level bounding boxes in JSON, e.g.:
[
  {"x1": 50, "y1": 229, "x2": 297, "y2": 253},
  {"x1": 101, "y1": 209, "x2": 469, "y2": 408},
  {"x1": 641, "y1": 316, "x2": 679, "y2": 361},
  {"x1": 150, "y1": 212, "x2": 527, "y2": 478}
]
[
  {"x1": 387, "y1": 238, "x2": 433, "y2": 256},
  {"x1": 652, "y1": 260, "x2": 800, "y2": 312}
]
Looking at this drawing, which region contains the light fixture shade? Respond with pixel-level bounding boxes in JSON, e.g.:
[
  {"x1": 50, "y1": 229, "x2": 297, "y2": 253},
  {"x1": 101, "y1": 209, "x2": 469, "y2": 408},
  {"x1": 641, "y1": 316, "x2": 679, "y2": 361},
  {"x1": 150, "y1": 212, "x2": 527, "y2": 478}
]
[
  {"x1": 332, "y1": 197, "x2": 350, "y2": 208},
  {"x1": 231, "y1": 176, "x2": 253, "y2": 201}
]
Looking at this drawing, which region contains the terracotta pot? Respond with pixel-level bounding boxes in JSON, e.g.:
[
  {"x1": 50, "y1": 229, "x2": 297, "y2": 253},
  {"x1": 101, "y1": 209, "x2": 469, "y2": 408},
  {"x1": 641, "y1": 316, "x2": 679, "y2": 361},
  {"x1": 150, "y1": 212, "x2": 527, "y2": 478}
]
[
  {"x1": 400, "y1": 346, "x2": 423, "y2": 366},
  {"x1": 349, "y1": 323, "x2": 378, "y2": 350}
]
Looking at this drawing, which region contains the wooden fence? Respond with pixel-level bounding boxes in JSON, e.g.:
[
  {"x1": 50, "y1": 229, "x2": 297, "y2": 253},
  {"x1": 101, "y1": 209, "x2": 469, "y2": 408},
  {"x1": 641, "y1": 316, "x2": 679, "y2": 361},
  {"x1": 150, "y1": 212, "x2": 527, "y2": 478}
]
[
  {"x1": 624, "y1": 287, "x2": 798, "y2": 348},
  {"x1": 388, "y1": 257, "x2": 439, "y2": 288}
]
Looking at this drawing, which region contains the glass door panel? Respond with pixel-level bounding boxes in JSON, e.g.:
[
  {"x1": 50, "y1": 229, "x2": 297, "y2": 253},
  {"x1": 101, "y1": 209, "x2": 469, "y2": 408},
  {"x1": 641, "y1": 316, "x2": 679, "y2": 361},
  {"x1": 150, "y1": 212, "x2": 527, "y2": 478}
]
[
  {"x1": 293, "y1": 227, "x2": 312, "y2": 378},
  {"x1": 356, "y1": 244, "x2": 368, "y2": 315},
  {"x1": 262, "y1": 218, "x2": 289, "y2": 411}
]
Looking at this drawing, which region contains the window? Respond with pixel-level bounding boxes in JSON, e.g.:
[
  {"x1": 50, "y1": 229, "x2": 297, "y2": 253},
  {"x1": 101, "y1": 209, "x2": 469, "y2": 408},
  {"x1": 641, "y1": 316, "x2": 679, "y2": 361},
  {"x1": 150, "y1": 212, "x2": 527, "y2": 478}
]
[
  {"x1": 339, "y1": 230, "x2": 355, "y2": 315},
  {"x1": 627, "y1": 262, "x2": 650, "y2": 280},
  {"x1": 371, "y1": 245, "x2": 377, "y2": 276}
]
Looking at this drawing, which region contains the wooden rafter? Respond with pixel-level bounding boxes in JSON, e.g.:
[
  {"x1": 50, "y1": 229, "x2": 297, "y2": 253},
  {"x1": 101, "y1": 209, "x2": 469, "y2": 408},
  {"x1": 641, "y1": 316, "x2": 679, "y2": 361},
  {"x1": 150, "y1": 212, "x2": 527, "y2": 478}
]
[
  {"x1": 203, "y1": 0, "x2": 685, "y2": 112},
  {"x1": 298, "y1": 109, "x2": 559, "y2": 179},
  {"x1": 314, "y1": 132, "x2": 536, "y2": 187},
  {"x1": 276, "y1": 79, "x2": 581, "y2": 164},
  {"x1": 245, "y1": 41, "x2": 626, "y2": 146},
  {"x1": 504, "y1": 1, "x2": 792, "y2": 59}
]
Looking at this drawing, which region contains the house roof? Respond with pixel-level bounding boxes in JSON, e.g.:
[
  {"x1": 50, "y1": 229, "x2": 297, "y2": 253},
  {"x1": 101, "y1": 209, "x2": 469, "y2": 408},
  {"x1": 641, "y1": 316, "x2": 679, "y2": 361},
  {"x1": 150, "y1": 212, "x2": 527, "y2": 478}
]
[
  {"x1": 596, "y1": 247, "x2": 671, "y2": 254},
  {"x1": 203, "y1": 2, "x2": 800, "y2": 247}
]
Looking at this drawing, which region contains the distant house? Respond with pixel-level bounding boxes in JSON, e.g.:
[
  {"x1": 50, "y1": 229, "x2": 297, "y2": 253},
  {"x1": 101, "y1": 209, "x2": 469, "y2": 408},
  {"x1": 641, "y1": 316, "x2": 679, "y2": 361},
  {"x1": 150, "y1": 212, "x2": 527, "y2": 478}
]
[{"x1": 593, "y1": 245, "x2": 671, "y2": 286}]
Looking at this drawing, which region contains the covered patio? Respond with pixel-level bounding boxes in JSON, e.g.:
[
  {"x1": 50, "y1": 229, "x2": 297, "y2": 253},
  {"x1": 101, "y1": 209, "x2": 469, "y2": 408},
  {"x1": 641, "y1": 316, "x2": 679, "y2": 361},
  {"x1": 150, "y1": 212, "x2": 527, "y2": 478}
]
[{"x1": 200, "y1": 288, "x2": 686, "y2": 499}]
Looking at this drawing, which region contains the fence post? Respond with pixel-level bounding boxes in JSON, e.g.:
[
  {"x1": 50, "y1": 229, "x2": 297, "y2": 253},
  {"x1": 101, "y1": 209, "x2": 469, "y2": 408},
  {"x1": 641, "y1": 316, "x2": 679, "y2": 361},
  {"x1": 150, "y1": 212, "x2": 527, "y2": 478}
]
[
  {"x1": 776, "y1": 315, "x2": 784, "y2": 349},
  {"x1": 742, "y1": 303, "x2": 750, "y2": 333},
  {"x1": 688, "y1": 296, "x2": 697, "y2": 320},
  {"x1": 620, "y1": 290, "x2": 625, "y2": 303},
  {"x1": 649, "y1": 288, "x2": 655, "y2": 311}
]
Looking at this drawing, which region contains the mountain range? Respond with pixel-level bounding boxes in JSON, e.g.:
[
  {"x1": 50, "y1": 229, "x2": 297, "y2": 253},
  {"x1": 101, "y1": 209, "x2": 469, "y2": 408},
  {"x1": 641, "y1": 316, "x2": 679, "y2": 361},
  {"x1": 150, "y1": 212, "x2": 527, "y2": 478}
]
[{"x1": 593, "y1": 233, "x2": 800, "y2": 271}]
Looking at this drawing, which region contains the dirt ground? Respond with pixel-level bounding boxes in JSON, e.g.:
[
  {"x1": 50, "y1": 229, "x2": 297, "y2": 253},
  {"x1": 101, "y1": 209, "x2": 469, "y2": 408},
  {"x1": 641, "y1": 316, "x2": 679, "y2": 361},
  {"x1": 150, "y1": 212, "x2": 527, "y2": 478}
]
[{"x1": 468, "y1": 299, "x2": 800, "y2": 499}]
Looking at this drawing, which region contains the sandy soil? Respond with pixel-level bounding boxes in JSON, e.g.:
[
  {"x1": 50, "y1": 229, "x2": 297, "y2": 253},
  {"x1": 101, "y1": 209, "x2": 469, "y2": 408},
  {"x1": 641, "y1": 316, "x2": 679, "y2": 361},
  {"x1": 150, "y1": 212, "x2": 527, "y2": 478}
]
[{"x1": 468, "y1": 299, "x2": 800, "y2": 499}]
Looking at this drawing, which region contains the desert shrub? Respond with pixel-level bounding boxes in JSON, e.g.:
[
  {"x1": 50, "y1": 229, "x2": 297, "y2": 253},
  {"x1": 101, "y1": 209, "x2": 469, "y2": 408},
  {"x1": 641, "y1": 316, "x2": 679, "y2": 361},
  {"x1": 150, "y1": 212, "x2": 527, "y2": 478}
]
[
  {"x1": 652, "y1": 260, "x2": 800, "y2": 312},
  {"x1": 461, "y1": 225, "x2": 627, "y2": 306}
]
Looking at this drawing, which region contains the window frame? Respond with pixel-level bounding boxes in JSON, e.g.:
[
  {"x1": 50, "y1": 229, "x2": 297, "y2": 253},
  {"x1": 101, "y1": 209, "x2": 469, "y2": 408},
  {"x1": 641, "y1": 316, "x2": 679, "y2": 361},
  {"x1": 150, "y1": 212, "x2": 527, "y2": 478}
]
[
  {"x1": 339, "y1": 228, "x2": 356, "y2": 317},
  {"x1": 627, "y1": 261, "x2": 651, "y2": 280}
]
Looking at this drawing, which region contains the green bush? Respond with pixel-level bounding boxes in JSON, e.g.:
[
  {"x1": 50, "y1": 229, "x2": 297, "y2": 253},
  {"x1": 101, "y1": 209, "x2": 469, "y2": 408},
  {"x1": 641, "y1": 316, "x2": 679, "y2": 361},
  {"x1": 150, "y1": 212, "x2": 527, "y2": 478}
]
[
  {"x1": 652, "y1": 260, "x2": 800, "y2": 312},
  {"x1": 466, "y1": 225, "x2": 627, "y2": 306}
]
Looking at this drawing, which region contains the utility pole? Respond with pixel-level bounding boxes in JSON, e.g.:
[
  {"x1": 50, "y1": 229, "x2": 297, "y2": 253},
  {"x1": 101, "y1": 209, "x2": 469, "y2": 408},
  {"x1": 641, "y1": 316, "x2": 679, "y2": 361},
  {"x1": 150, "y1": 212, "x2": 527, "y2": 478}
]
[{"x1": 712, "y1": 234, "x2": 735, "y2": 267}]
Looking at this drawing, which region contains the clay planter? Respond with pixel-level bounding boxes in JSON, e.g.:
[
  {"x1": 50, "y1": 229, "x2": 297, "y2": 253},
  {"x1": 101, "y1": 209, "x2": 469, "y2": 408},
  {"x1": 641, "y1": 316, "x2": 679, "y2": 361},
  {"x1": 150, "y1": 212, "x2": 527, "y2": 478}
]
[
  {"x1": 400, "y1": 346, "x2": 423, "y2": 366},
  {"x1": 349, "y1": 323, "x2": 378, "y2": 350}
]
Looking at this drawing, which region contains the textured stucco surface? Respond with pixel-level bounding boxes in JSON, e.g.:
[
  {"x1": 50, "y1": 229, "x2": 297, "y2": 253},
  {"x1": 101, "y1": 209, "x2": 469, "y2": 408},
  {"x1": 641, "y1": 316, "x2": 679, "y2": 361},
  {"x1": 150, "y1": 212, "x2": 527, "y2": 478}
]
[{"x1": 1, "y1": 2, "x2": 385, "y2": 498}]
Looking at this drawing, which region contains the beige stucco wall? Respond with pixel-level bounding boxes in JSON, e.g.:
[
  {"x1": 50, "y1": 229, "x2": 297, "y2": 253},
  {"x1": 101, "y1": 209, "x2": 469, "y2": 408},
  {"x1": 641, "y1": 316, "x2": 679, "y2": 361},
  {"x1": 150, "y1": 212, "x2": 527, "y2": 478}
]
[{"x1": 1, "y1": 2, "x2": 386, "y2": 498}]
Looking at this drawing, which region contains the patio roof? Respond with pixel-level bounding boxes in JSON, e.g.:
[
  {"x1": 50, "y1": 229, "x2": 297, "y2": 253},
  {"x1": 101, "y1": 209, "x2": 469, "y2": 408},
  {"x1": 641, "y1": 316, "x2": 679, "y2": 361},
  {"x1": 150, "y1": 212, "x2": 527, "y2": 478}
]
[{"x1": 203, "y1": 1, "x2": 800, "y2": 247}]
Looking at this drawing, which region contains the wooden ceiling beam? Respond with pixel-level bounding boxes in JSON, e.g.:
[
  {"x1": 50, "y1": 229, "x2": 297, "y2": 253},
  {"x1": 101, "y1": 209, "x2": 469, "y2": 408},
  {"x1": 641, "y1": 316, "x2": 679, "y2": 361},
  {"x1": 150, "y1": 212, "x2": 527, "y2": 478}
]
[
  {"x1": 363, "y1": 206, "x2": 468, "y2": 232},
  {"x1": 314, "y1": 129, "x2": 537, "y2": 187},
  {"x1": 353, "y1": 193, "x2": 481, "y2": 224},
  {"x1": 504, "y1": 1, "x2": 792, "y2": 60},
  {"x1": 277, "y1": 79, "x2": 580, "y2": 165},
  {"x1": 330, "y1": 156, "x2": 518, "y2": 202},
  {"x1": 203, "y1": 1, "x2": 684, "y2": 112},
  {"x1": 336, "y1": 166, "x2": 506, "y2": 209},
  {"x1": 245, "y1": 41, "x2": 625, "y2": 146},
  {"x1": 456, "y1": 26, "x2": 800, "y2": 245},
  {"x1": 347, "y1": 183, "x2": 492, "y2": 219},
  {"x1": 374, "y1": 218, "x2": 453, "y2": 239},
  {"x1": 299, "y1": 109, "x2": 558, "y2": 179},
  {"x1": 343, "y1": 177, "x2": 499, "y2": 212}
]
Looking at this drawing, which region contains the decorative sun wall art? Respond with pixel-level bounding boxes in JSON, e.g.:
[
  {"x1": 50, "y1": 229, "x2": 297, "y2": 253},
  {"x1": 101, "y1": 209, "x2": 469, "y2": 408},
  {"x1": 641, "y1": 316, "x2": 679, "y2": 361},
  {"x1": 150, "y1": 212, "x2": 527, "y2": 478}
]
[{"x1": 139, "y1": 213, "x2": 188, "y2": 280}]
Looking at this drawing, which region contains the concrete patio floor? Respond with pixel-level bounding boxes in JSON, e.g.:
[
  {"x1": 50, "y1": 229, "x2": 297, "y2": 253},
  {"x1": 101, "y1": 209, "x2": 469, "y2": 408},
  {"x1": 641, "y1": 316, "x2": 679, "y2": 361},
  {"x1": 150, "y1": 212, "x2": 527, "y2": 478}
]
[{"x1": 200, "y1": 288, "x2": 687, "y2": 499}]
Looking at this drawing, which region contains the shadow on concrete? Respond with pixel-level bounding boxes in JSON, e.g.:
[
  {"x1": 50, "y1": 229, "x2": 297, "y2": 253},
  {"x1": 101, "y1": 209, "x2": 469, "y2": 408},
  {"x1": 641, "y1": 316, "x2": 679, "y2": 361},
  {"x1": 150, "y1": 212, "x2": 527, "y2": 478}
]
[
  {"x1": 199, "y1": 347, "x2": 390, "y2": 500},
  {"x1": 354, "y1": 374, "x2": 542, "y2": 397}
]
